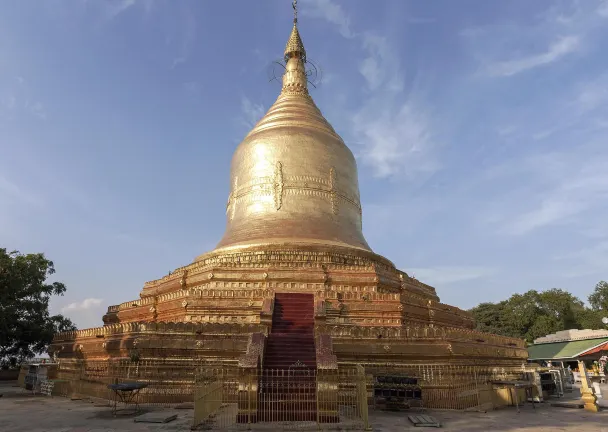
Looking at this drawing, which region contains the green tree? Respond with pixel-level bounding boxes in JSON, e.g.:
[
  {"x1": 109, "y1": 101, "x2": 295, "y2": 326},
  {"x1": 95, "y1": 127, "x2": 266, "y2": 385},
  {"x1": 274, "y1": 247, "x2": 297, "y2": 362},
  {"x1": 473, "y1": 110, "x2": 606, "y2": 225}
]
[
  {"x1": 537, "y1": 289, "x2": 586, "y2": 331},
  {"x1": 470, "y1": 288, "x2": 602, "y2": 343},
  {"x1": 589, "y1": 281, "x2": 608, "y2": 312},
  {"x1": 0, "y1": 249, "x2": 76, "y2": 368},
  {"x1": 469, "y1": 302, "x2": 509, "y2": 336},
  {"x1": 576, "y1": 308, "x2": 604, "y2": 330},
  {"x1": 501, "y1": 291, "x2": 544, "y2": 340}
]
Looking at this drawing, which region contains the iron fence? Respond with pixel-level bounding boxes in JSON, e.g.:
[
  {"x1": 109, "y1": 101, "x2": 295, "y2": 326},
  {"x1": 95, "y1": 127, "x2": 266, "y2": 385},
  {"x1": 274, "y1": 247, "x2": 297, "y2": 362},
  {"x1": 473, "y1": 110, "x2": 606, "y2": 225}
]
[
  {"x1": 192, "y1": 365, "x2": 369, "y2": 430},
  {"x1": 363, "y1": 364, "x2": 526, "y2": 411},
  {"x1": 56, "y1": 359, "x2": 216, "y2": 409},
  {"x1": 55, "y1": 360, "x2": 529, "y2": 429}
]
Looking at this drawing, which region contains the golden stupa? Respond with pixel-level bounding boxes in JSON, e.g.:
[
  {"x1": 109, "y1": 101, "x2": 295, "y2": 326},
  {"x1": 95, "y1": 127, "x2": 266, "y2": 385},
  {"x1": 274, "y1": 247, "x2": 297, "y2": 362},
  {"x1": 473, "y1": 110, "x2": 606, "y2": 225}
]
[
  {"x1": 215, "y1": 22, "x2": 369, "y2": 254},
  {"x1": 50, "y1": 3, "x2": 527, "y2": 415}
]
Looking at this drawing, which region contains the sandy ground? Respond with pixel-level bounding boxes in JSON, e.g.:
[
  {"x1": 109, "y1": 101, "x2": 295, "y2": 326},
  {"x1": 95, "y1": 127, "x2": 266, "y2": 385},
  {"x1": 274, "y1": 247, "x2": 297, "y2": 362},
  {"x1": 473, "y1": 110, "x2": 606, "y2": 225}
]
[{"x1": 2, "y1": 381, "x2": 608, "y2": 431}]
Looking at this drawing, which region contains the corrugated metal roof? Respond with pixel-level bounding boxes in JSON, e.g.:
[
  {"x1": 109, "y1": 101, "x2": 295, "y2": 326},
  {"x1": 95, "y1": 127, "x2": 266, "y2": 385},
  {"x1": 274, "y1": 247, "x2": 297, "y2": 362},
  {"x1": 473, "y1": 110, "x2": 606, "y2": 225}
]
[
  {"x1": 579, "y1": 341, "x2": 608, "y2": 357},
  {"x1": 527, "y1": 337, "x2": 608, "y2": 360}
]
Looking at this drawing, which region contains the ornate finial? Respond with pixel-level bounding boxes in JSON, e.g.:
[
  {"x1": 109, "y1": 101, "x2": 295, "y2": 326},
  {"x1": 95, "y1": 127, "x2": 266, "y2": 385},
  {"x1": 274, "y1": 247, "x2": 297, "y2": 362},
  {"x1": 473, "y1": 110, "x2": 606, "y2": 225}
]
[
  {"x1": 282, "y1": 0, "x2": 308, "y2": 94},
  {"x1": 284, "y1": 26, "x2": 306, "y2": 63},
  {"x1": 284, "y1": 0, "x2": 306, "y2": 63}
]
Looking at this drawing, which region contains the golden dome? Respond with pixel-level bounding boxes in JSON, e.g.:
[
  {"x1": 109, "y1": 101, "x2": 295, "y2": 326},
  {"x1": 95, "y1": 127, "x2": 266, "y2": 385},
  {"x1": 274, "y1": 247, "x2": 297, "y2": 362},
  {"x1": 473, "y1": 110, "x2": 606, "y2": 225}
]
[{"x1": 213, "y1": 18, "x2": 371, "y2": 254}]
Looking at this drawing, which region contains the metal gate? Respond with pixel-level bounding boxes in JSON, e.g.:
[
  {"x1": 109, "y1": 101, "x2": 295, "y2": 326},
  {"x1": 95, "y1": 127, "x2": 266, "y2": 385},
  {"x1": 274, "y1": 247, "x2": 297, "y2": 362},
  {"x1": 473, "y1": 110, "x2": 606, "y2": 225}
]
[{"x1": 192, "y1": 365, "x2": 370, "y2": 430}]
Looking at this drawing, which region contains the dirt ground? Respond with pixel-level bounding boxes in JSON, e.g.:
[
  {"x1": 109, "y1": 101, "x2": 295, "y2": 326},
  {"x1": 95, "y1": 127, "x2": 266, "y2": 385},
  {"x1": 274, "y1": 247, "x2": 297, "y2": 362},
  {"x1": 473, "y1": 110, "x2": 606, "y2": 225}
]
[{"x1": 2, "y1": 381, "x2": 608, "y2": 431}]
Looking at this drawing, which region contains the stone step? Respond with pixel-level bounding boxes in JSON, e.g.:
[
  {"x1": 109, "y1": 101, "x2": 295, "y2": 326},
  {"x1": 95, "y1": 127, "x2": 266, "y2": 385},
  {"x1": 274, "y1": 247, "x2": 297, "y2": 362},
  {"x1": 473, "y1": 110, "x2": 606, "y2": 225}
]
[
  {"x1": 263, "y1": 359, "x2": 316, "y2": 364},
  {"x1": 273, "y1": 318, "x2": 313, "y2": 321},
  {"x1": 264, "y1": 348, "x2": 316, "y2": 354},
  {"x1": 262, "y1": 292, "x2": 318, "y2": 422},
  {"x1": 262, "y1": 365, "x2": 316, "y2": 370},
  {"x1": 263, "y1": 362, "x2": 316, "y2": 368},
  {"x1": 264, "y1": 351, "x2": 316, "y2": 357},
  {"x1": 271, "y1": 322, "x2": 314, "y2": 327},
  {"x1": 264, "y1": 351, "x2": 315, "y2": 357},
  {"x1": 266, "y1": 340, "x2": 315, "y2": 346},
  {"x1": 264, "y1": 352, "x2": 315, "y2": 358},
  {"x1": 266, "y1": 340, "x2": 314, "y2": 346},
  {"x1": 267, "y1": 330, "x2": 314, "y2": 336}
]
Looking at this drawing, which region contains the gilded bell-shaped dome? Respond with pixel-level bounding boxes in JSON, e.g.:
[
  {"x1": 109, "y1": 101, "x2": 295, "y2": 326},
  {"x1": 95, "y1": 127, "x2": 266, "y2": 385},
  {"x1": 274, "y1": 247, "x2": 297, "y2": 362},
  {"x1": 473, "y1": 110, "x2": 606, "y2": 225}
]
[{"x1": 214, "y1": 20, "x2": 371, "y2": 253}]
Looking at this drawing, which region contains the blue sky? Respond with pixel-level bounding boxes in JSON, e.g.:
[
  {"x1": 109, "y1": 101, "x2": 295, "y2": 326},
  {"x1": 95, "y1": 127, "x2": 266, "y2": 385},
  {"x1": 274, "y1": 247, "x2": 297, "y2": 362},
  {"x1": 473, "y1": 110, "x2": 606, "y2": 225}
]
[{"x1": 2, "y1": 0, "x2": 608, "y2": 329}]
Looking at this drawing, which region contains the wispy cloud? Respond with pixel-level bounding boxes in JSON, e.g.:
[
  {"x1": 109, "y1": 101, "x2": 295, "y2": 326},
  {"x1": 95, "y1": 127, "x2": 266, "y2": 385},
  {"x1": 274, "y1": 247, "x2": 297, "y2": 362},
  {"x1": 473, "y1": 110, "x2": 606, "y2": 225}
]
[
  {"x1": 598, "y1": 1, "x2": 608, "y2": 18},
  {"x1": 170, "y1": 7, "x2": 197, "y2": 69},
  {"x1": 353, "y1": 101, "x2": 437, "y2": 178},
  {"x1": 505, "y1": 196, "x2": 584, "y2": 235},
  {"x1": 27, "y1": 101, "x2": 47, "y2": 120},
  {"x1": 463, "y1": 0, "x2": 608, "y2": 80},
  {"x1": 407, "y1": 17, "x2": 436, "y2": 25},
  {"x1": 486, "y1": 35, "x2": 579, "y2": 77},
  {"x1": 303, "y1": 0, "x2": 439, "y2": 180},
  {"x1": 462, "y1": 0, "x2": 608, "y2": 238},
  {"x1": 575, "y1": 74, "x2": 608, "y2": 112},
  {"x1": 407, "y1": 266, "x2": 496, "y2": 285},
  {"x1": 0, "y1": 175, "x2": 44, "y2": 207},
  {"x1": 80, "y1": 0, "x2": 192, "y2": 68},
  {"x1": 61, "y1": 298, "x2": 104, "y2": 313},
  {"x1": 105, "y1": 0, "x2": 137, "y2": 19},
  {"x1": 182, "y1": 81, "x2": 202, "y2": 99},
  {"x1": 359, "y1": 33, "x2": 403, "y2": 92},
  {"x1": 88, "y1": 0, "x2": 156, "y2": 20},
  {"x1": 301, "y1": 0, "x2": 354, "y2": 39},
  {"x1": 553, "y1": 240, "x2": 608, "y2": 278},
  {"x1": 2, "y1": 96, "x2": 16, "y2": 111},
  {"x1": 481, "y1": 144, "x2": 608, "y2": 236},
  {"x1": 60, "y1": 298, "x2": 106, "y2": 328},
  {"x1": 0, "y1": 76, "x2": 47, "y2": 121},
  {"x1": 240, "y1": 96, "x2": 265, "y2": 129},
  {"x1": 355, "y1": 36, "x2": 438, "y2": 180}
]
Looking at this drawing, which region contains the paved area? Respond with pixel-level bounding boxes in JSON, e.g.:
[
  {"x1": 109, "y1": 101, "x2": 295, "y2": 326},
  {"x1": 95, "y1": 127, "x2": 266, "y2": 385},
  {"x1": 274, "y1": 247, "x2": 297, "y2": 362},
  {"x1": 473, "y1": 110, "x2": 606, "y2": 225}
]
[{"x1": 2, "y1": 381, "x2": 608, "y2": 431}]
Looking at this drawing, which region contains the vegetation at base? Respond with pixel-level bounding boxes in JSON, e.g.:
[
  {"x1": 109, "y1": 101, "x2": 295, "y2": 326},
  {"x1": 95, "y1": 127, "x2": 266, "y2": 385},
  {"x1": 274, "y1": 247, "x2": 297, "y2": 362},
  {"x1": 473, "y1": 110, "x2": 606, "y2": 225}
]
[
  {"x1": 0, "y1": 248, "x2": 76, "y2": 368},
  {"x1": 469, "y1": 282, "x2": 608, "y2": 344}
]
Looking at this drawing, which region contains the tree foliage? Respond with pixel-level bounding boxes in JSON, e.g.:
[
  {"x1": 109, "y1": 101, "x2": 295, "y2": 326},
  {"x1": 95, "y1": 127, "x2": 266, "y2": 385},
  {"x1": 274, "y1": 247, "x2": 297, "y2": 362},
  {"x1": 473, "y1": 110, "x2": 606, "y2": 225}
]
[
  {"x1": 589, "y1": 281, "x2": 608, "y2": 312},
  {"x1": 0, "y1": 248, "x2": 76, "y2": 368},
  {"x1": 470, "y1": 286, "x2": 605, "y2": 344}
]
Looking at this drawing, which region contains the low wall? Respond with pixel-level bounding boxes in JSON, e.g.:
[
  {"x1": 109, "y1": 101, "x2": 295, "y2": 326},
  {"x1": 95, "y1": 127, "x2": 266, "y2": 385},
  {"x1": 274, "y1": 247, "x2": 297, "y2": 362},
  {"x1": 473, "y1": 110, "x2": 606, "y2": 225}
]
[
  {"x1": 0, "y1": 369, "x2": 19, "y2": 381},
  {"x1": 55, "y1": 358, "x2": 533, "y2": 413},
  {"x1": 56, "y1": 358, "x2": 240, "y2": 405}
]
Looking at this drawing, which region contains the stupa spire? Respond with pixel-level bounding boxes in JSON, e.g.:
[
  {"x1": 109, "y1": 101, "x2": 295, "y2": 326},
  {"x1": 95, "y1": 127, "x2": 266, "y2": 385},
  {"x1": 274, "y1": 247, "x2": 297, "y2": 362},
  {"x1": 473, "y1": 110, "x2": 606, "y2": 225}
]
[
  {"x1": 282, "y1": 0, "x2": 308, "y2": 95},
  {"x1": 284, "y1": 0, "x2": 306, "y2": 63}
]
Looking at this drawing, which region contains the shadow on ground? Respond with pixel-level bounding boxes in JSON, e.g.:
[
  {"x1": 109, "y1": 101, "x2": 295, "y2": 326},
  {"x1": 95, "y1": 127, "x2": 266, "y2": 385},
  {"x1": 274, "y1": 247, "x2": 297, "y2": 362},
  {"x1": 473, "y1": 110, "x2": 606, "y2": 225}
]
[
  {"x1": 370, "y1": 405, "x2": 608, "y2": 432},
  {"x1": 2, "y1": 381, "x2": 608, "y2": 431}
]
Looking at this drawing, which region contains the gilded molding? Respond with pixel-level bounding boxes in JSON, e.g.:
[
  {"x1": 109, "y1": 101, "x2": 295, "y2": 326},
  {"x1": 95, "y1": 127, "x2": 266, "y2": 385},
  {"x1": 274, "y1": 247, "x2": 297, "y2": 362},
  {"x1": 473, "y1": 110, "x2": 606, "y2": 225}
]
[
  {"x1": 329, "y1": 167, "x2": 338, "y2": 215},
  {"x1": 316, "y1": 334, "x2": 338, "y2": 369},
  {"x1": 52, "y1": 321, "x2": 266, "y2": 342},
  {"x1": 238, "y1": 332, "x2": 266, "y2": 368},
  {"x1": 230, "y1": 177, "x2": 238, "y2": 221},
  {"x1": 316, "y1": 324, "x2": 526, "y2": 349},
  {"x1": 179, "y1": 270, "x2": 187, "y2": 290},
  {"x1": 228, "y1": 171, "x2": 361, "y2": 213},
  {"x1": 273, "y1": 161, "x2": 284, "y2": 210}
]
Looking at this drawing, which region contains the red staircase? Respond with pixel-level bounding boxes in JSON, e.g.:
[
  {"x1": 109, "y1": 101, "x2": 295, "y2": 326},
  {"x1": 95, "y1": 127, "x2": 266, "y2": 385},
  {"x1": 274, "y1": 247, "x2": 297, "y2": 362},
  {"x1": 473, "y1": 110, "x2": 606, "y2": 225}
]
[{"x1": 259, "y1": 293, "x2": 317, "y2": 422}]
